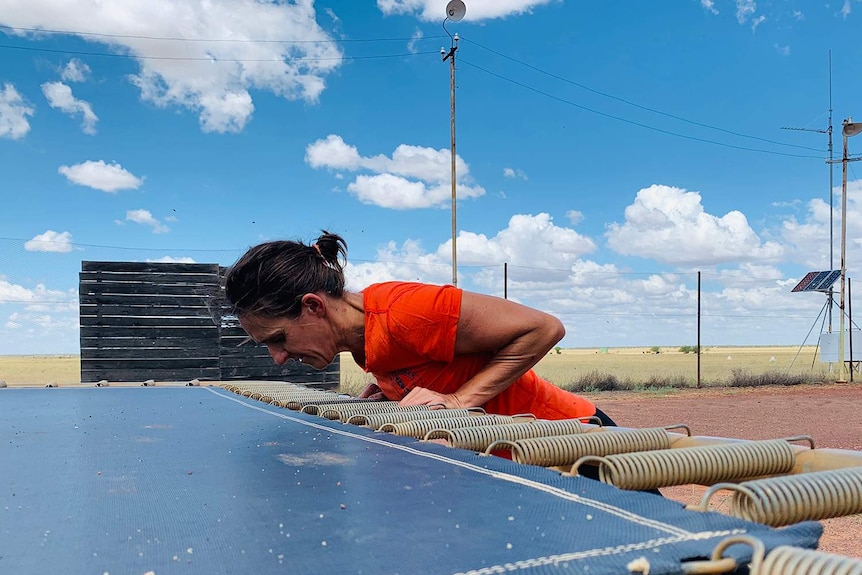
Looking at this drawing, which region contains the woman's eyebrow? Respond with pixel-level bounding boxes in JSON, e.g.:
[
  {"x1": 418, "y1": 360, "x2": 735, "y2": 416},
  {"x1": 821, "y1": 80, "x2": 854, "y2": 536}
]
[{"x1": 257, "y1": 331, "x2": 284, "y2": 345}]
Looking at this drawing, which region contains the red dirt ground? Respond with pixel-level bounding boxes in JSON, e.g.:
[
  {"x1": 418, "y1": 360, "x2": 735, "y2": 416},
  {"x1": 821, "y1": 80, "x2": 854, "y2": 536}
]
[{"x1": 587, "y1": 383, "x2": 862, "y2": 559}]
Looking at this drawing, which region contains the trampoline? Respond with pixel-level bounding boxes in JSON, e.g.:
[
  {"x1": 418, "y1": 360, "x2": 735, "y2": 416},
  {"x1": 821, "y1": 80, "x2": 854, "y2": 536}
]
[{"x1": 1, "y1": 386, "x2": 824, "y2": 574}]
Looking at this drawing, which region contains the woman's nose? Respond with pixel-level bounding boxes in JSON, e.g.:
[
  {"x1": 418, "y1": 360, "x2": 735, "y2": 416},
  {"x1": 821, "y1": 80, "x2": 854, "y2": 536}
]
[{"x1": 267, "y1": 345, "x2": 289, "y2": 365}]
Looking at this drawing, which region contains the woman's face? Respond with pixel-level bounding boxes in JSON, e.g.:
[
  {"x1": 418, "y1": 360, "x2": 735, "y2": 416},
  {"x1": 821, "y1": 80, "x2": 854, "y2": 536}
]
[{"x1": 239, "y1": 307, "x2": 336, "y2": 370}]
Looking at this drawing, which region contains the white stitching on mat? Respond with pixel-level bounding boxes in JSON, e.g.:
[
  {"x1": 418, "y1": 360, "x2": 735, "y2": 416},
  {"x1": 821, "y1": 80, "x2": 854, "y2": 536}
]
[
  {"x1": 207, "y1": 387, "x2": 693, "y2": 537},
  {"x1": 449, "y1": 529, "x2": 748, "y2": 575}
]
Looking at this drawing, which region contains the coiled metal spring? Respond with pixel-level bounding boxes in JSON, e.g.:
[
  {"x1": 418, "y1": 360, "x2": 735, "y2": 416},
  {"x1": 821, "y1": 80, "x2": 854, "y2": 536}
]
[
  {"x1": 278, "y1": 396, "x2": 377, "y2": 410},
  {"x1": 426, "y1": 418, "x2": 602, "y2": 452},
  {"x1": 573, "y1": 436, "x2": 813, "y2": 491},
  {"x1": 347, "y1": 407, "x2": 485, "y2": 430},
  {"x1": 381, "y1": 414, "x2": 527, "y2": 439},
  {"x1": 690, "y1": 465, "x2": 862, "y2": 527},
  {"x1": 758, "y1": 546, "x2": 862, "y2": 575},
  {"x1": 313, "y1": 402, "x2": 436, "y2": 422},
  {"x1": 485, "y1": 426, "x2": 685, "y2": 467},
  {"x1": 682, "y1": 535, "x2": 862, "y2": 575},
  {"x1": 346, "y1": 407, "x2": 487, "y2": 429},
  {"x1": 223, "y1": 382, "x2": 306, "y2": 393},
  {"x1": 259, "y1": 392, "x2": 344, "y2": 407}
]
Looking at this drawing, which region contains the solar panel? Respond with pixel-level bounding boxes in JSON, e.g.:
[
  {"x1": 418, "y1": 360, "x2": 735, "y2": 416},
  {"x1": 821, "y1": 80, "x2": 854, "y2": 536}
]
[
  {"x1": 811, "y1": 269, "x2": 841, "y2": 291},
  {"x1": 791, "y1": 270, "x2": 840, "y2": 293}
]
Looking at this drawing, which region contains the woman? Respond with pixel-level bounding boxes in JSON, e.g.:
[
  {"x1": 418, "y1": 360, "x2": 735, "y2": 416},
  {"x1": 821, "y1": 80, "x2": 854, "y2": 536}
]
[{"x1": 224, "y1": 231, "x2": 612, "y2": 424}]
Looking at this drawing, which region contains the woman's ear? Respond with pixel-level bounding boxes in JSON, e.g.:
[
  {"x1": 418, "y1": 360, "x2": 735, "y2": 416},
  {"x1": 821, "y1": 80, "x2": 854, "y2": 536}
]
[{"x1": 301, "y1": 293, "x2": 326, "y2": 316}]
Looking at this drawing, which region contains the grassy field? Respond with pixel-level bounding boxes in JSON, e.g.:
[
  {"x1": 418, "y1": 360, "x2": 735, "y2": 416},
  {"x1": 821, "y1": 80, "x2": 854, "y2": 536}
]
[
  {"x1": 337, "y1": 345, "x2": 834, "y2": 395},
  {"x1": 0, "y1": 345, "x2": 836, "y2": 390}
]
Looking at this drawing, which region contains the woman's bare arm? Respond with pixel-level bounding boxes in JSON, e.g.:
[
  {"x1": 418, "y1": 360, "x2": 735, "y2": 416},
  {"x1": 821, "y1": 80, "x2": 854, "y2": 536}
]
[{"x1": 399, "y1": 291, "x2": 564, "y2": 408}]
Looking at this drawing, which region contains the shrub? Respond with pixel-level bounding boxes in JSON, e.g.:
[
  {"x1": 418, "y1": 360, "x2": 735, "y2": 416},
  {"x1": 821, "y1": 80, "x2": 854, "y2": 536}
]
[
  {"x1": 564, "y1": 369, "x2": 620, "y2": 392},
  {"x1": 639, "y1": 374, "x2": 690, "y2": 390},
  {"x1": 727, "y1": 368, "x2": 810, "y2": 387}
]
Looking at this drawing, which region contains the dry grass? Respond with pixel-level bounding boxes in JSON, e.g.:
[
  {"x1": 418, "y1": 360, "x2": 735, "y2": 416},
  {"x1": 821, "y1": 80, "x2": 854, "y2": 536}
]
[
  {"x1": 0, "y1": 345, "x2": 833, "y2": 391},
  {"x1": 338, "y1": 345, "x2": 831, "y2": 395},
  {"x1": 0, "y1": 355, "x2": 81, "y2": 385}
]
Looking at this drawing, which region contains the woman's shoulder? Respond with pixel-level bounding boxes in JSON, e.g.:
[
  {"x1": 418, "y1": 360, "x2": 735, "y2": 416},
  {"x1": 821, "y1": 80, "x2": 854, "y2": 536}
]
[
  {"x1": 364, "y1": 281, "x2": 460, "y2": 311},
  {"x1": 366, "y1": 281, "x2": 454, "y2": 297}
]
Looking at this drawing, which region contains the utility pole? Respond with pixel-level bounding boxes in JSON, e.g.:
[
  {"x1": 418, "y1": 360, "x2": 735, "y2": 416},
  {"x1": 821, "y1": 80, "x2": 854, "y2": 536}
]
[
  {"x1": 827, "y1": 118, "x2": 862, "y2": 381},
  {"x1": 442, "y1": 0, "x2": 465, "y2": 286}
]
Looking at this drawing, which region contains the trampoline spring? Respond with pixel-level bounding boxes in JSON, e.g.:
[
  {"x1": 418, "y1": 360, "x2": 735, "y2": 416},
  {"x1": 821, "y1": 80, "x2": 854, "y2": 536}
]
[
  {"x1": 284, "y1": 397, "x2": 373, "y2": 411},
  {"x1": 573, "y1": 436, "x2": 813, "y2": 491},
  {"x1": 381, "y1": 414, "x2": 522, "y2": 438},
  {"x1": 484, "y1": 426, "x2": 673, "y2": 467},
  {"x1": 315, "y1": 402, "x2": 435, "y2": 422},
  {"x1": 689, "y1": 466, "x2": 862, "y2": 527},
  {"x1": 347, "y1": 408, "x2": 488, "y2": 429},
  {"x1": 298, "y1": 398, "x2": 396, "y2": 415},
  {"x1": 682, "y1": 535, "x2": 862, "y2": 575},
  {"x1": 427, "y1": 418, "x2": 591, "y2": 452},
  {"x1": 757, "y1": 545, "x2": 862, "y2": 575}
]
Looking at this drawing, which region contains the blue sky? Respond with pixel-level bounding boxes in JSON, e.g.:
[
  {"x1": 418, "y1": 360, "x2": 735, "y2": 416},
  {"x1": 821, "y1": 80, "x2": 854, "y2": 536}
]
[{"x1": 2, "y1": 0, "x2": 862, "y2": 355}]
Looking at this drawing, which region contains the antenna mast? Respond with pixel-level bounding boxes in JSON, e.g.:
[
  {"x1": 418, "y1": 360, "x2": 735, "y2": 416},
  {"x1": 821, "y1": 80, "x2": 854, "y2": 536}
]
[{"x1": 781, "y1": 50, "x2": 835, "y2": 331}]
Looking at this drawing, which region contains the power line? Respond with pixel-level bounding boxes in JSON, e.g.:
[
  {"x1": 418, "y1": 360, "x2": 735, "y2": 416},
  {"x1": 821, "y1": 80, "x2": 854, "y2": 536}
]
[
  {"x1": 0, "y1": 237, "x2": 242, "y2": 252},
  {"x1": 459, "y1": 59, "x2": 824, "y2": 159},
  {"x1": 1, "y1": 25, "x2": 446, "y2": 44},
  {"x1": 0, "y1": 43, "x2": 438, "y2": 62},
  {"x1": 461, "y1": 36, "x2": 823, "y2": 154}
]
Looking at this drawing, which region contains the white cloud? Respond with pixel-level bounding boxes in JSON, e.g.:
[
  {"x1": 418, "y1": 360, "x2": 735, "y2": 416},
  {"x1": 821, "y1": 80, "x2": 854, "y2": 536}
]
[
  {"x1": 24, "y1": 230, "x2": 73, "y2": 253},
  {"x1": 701, "y1": 0, "x2": 719, "y2": 15},
  {"x1": 61, "y1": 58, "x2": 91, "y2": 82},
  {"x1": 779, "y1": 179, "x2": 862, "y2": 271},
  {"x1": 58, "y1": 160, "x2": 144, "y2": 192},
  {"x1": 1, "y1": 0, "x2": 343, "y2": 133},
  {"x1": 147, "y1": 256, "x2": 196, "y2": 263},
  {"x1": 503, "y1": 167, "x2": 528, "y2": 180},
  {"x1": 841, "y1": 0, "x2": 852, "y2": 18},
  {"x1": 306, "y1": 134, "x2": 486, "y2": 209},
  {"x1": 0, "y1": 83, "x2": 34, "y2": 139},
  {"x1": 0, "y1": 279, "x2": 72, "y2": 306},
  {"x1": 566, "y1": 210, "x2": 584, "y2": 225},
  {"x1": 305, "y1": 134, "x2": 362, "y2": 170},
  {"x1": 605, "y1": 184, "x2": 784, "y2": 267},
  {"x1": 377, "y1": 0, "x2": 558, "y2": 21},
  {"x1": 774, "y1": 44, "x2": 790, "y2": 56},
  {"x1": 126, "y1": 209, "x2": 169, "y2": 233},
  {"x1": 735, "y1": 0, "x2": 757, "y2": 24},
  {"x1": 750, "y1": 14, "x2": 766, "y2": 31},
  {"x1": 41, "y1": 81, "x2": 98, "y2": 134},
  {"x1": 347, "y1": 173, "x2": 484, "y2": 209},
  {"x1": 345, "y1": 212, "x2": 595, "y2": 291},
  {"x1": 407, "y1": 28, "x2": 423, "y2": 54}
]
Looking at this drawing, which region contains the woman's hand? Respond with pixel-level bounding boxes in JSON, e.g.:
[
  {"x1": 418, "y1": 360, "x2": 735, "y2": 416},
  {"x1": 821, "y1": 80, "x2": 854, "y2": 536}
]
[
  {"x1": 399, "y1": 386, "x2": 466, "y2": 409},
  {"x1": 357, "y1": 382, "x2": 387, "y2": 401}
]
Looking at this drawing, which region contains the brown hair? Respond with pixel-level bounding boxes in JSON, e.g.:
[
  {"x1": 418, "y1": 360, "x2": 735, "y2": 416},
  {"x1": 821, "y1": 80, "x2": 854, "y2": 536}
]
[{"x1": 224, "y1": 231, "x2": 347, "y2": 318}]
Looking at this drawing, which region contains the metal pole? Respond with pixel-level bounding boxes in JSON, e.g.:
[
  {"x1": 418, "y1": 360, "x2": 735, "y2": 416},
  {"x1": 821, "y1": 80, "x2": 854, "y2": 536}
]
[
  {"x1": 849, "y1": 277, "x2": 854, "y2": 382},
  {"x1": 827, "y1": 50, "x2": 835, "y2": 337},
  {"x1": 697, "y1": 271, "x2": 701, "y2": 389},
  {"x1": 446, "y1": 39, "x2": 458, "y2": 286},
  {"x1": 503, "y1": 262, "x2": 508, "y2": 300},
  {"x1": 839, "y1": 124, "x2": 849, "y2": 382}
]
